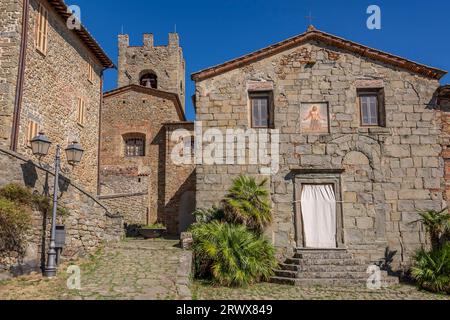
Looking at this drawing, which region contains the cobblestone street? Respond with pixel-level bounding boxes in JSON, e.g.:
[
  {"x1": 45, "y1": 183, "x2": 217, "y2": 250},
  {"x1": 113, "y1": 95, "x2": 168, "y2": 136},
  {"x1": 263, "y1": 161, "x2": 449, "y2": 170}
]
[
  {"x1": 0, "y1": 239, "x2": 188, "y2": 300},
  {"x1": 0, "y1": 239, "x2": 448, "y2": 301}
]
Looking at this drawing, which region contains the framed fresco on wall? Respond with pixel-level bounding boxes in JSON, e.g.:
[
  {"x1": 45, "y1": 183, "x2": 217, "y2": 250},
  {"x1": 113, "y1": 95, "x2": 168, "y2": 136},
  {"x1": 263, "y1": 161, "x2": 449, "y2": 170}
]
[{"x1": 300, "y1": 102, "x2": 330, "y2": 134}]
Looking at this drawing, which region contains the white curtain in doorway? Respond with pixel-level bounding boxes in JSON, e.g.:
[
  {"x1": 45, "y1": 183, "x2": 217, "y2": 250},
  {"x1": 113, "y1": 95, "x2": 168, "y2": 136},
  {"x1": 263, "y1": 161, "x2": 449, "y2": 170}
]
[{"x1": 301, "y1": 184, "x2": 337, "y2": 249}]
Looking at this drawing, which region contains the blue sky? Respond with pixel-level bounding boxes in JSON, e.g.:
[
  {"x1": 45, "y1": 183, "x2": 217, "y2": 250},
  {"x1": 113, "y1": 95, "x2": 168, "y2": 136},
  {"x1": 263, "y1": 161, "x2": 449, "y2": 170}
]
[{"x1": 72, "y1": 0, "x2": 450, "y2": 120}]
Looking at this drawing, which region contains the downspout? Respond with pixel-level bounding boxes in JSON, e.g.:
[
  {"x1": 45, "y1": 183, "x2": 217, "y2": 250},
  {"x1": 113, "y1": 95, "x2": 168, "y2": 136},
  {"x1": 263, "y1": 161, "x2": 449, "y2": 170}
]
[
  {"x1": 10, "y1": 0, "x2": 30, "y2": 151},
  {"x1": 97, "y1": 70, "x2": 104, "y2": 196}
]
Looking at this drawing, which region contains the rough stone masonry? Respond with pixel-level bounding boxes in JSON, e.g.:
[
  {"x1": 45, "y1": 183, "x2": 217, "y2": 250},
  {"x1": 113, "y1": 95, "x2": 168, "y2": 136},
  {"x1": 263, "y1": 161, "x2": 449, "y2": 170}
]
[{"x1": 192, "y1": 26, "x2": 448, "y2": 269}]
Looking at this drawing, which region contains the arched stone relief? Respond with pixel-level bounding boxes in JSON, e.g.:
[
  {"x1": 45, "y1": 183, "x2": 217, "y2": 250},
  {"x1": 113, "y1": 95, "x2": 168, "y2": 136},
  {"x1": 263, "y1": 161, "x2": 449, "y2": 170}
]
[{"x1": 329, "y1": 135, "x2": 387, "y2": 243}]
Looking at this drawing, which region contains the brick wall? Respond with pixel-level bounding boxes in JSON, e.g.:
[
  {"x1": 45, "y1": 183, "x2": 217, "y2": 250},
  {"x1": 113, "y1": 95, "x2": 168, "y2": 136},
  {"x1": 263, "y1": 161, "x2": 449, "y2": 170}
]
[{"x1": 99, "y1": 87, "x2": 194, "y2": 233}]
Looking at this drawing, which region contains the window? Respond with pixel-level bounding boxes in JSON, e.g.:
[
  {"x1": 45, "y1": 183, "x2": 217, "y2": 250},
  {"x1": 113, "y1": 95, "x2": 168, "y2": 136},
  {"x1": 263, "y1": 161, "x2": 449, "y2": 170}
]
[
  {"x1": 87, "y1": 59, "x2": 94, "y2": 83},
  {"x1": 140, "y1": 73, "x2": 157, "y2": 89},
  {"x1": 250, "y1": 92, "x2": 272, "y2": 128},
  {"x1": 26, "y1": 120, "x2": 39, "y2": 146},
  {"x1": 35, "y1": 4, "x2": 48, "y2": 54},
  {"x1": 77, "y1": 98, "x2": 86, "y2": 125},
  {"x1": 358, "y1": 89, "x2": 385, "y2": 127},
  {"x1": 125, "y1": 138, "x2": 145, "y2": 157}
]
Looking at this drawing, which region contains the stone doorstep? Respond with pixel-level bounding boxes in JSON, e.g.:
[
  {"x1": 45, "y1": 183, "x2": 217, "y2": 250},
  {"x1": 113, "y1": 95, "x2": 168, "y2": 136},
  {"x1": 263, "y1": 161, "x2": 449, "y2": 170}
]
[
  {"x1": 270, "y1": 277, "x2": 399, "y2": 287},
  {"x1": 279, "y1": 263, "x2": 373, "y2": 273},
  {"x1": 272, "y1": 248, "x2": 400, "y2": 287},
  {"x1": 274, "y1": 269, "x2": 389, "y2": 279}
]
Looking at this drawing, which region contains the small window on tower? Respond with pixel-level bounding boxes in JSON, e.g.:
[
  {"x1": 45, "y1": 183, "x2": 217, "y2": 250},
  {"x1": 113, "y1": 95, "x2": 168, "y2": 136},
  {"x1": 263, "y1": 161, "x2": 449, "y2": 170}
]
[{"x1": 140, "y1": 73, "x2": 158, "y2": 89}]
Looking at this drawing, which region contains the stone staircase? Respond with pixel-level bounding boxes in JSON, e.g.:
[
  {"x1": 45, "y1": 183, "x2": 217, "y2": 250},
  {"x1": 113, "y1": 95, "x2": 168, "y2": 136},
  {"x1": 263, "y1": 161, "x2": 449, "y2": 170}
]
[{"x1": 270, "y1": 248, "x2": 399, "y2": 287}]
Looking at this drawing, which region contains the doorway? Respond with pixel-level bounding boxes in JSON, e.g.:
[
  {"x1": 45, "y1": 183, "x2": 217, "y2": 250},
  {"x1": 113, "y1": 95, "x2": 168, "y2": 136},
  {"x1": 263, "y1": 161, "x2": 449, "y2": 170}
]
[
  {"x1": 294, "y1": 170, "x2": 345, "y2": 249},
  {"x1": 301, "y1": 184, "x2": 337, "y2": 248}
]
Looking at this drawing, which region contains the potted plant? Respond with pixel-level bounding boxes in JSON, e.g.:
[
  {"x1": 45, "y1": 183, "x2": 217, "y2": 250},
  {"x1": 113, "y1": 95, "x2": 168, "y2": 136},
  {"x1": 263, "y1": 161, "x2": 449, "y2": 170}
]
[{"x1": 138, "y1": 223, "x2": 167, "y2": 239}]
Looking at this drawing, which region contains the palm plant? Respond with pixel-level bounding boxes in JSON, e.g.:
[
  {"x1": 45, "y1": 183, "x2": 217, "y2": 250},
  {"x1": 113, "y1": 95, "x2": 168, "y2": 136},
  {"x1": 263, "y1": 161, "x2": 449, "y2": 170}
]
[
  {"x1": 413, "y1": 208, "x2": 450, "y2": 250},
  {"x1": 411, "y1": 243, "x2": 450, "y2": 294},
  {"x1": 192, "y1": 206, "x2": 224, "y2": 224},
  {"x1": 223, "y1": 175, "x2": 272, "y2": 233},
  {"x1": 190, "y1": 221, "x2": 277, "y2": 287}
]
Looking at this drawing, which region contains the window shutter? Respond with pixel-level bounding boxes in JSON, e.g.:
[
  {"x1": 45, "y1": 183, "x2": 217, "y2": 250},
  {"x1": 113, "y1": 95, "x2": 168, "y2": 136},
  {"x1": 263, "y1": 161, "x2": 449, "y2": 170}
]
[
  {"x1": 36, "y1": 5, "x2": 48, "y2": 54},
  {"x1": 378, "y1": 89, "x2": 386, "y2": 127},
  {"x1": 26, "y1": 120, "x2": 39, "y2": 145}
]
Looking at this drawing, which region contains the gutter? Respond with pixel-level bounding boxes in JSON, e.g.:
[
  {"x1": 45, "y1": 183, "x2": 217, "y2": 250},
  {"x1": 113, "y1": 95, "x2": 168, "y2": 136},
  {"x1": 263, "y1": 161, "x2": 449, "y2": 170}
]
[{"x1": 10, "y1": 0, "x2": 30, "y2": 151}]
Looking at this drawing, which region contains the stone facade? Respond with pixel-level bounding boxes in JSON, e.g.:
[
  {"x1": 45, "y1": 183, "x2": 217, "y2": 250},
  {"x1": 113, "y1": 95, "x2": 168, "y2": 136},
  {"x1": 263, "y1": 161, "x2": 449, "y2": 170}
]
[
  {"x1": 192, "y1": 28, "x2": 446, "y2": 268},
  {"x1": 0, "y1": 147, "x2": 123, "y2": 276},
  {"x1": 439, "y1": 85, "x2": 450, "y2": 203},
  {"x1": 0, "y1": 0, "x2": 22, "y2": 147},
  {"x1": 99, "y1": 86, "x2": 195, "y2": 234},
  {"x1": 117, "y1": 33, "x2": 186, "y2": 111},
  {"x1": 0, "y1": 0, "x2": 114, "y2": 194}
]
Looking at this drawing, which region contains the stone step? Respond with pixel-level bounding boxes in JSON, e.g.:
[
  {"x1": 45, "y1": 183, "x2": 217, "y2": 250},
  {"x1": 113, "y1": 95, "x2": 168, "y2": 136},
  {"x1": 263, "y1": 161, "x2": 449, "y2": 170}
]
[
  {"x1": 274, "y1": 269, "x2": 389, "y2": 280},
  {"x1": 293, "y1": 252, "x2": 353, "y2": 260},
  {"x1": 285, "y1": 257, "x2": 364, "y2": 266},
  {"x1": 270, "y1": 276, "x2": 399, "y2": 287},
  {"x1": 279, "y1": 263, "x2": 371, "y2": 273}
]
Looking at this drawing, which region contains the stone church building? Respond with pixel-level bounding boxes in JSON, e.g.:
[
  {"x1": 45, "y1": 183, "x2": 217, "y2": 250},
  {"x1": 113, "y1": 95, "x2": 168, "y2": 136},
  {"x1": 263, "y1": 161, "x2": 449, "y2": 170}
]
[{"x1": 191, "y1": 25, "x2": 448, "y2": 277}]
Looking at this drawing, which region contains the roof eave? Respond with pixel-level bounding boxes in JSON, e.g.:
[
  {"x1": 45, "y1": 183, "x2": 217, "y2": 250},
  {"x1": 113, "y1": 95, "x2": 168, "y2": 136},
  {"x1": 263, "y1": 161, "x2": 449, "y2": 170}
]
[{"x1": 191, "y1": 28, "x2": 447, "y2": 82}]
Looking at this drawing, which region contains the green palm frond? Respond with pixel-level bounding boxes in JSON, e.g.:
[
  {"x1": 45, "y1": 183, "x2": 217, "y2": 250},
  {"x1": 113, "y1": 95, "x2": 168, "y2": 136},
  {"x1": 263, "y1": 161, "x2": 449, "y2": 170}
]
[
  {"x1": 223, "y1": 175, "x2": 272, "y2": 233},
  {"x1": 190, "y1": 221, "x2": 277, "y2": 287}
]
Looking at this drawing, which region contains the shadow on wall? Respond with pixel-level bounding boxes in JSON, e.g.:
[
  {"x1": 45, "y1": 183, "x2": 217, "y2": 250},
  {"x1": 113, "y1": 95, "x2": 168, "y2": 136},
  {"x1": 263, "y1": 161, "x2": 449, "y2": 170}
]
[{"x1": 153, "y1": 127, "x2": 196, "y2": 235}]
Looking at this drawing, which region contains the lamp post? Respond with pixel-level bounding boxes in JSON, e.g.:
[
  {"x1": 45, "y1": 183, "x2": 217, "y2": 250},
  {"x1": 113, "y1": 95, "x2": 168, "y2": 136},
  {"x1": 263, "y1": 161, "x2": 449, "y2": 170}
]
[{"x1": 31, "y1": 133, "x2": 84, "y2": 278}]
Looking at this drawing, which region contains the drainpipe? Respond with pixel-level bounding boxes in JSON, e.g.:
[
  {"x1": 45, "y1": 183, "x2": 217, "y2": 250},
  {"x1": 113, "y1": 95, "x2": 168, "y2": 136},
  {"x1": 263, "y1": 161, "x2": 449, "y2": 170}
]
[
  {"x1": 97, "y1": 70, "x2": 104, "y2": 196},
  {"x1": 10, "y1": 0, "x2": 30, "y2": 151}
]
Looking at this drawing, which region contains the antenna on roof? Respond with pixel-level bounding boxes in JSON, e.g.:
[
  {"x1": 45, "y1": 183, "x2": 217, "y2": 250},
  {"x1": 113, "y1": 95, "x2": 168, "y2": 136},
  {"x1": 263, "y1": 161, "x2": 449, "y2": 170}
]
[
  {"x1": 174, "y1": 24, "x2": 177, "y2": 33},
  {"x1": 305, "y1": 11, "x2": 315, "y2": 30},
  {"x1": 121, "y1": 25, "x2": 124, "y2": 34}
]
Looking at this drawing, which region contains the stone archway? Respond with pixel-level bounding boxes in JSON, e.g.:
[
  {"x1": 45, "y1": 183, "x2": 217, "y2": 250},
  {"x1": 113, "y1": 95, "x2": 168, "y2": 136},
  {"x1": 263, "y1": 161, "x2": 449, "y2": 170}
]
[{"x1": 328, "y1": 135, "x2": 387, "y2": 244}]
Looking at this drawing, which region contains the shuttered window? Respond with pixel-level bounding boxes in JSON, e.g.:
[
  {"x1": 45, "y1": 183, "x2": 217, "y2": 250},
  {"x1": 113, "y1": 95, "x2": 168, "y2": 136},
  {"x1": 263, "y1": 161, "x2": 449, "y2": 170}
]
[
  {"x1": 250, "y1": 92, "x2": 271, "y2": 128},
  {"x1": 26, "y1": 120, "x2": 39, "y2": 146},
  {"x1": 88, "y1": 59, "x2": 94, "y2": 83},
  {"x1": 35, "y1": 4, "x2": 48, "y2": 54},
  {"x1": 358, "y1": 89, "x2": 385, "y2": 127},
  {"x1": 77, "y1": 98, "x2": 86, "y2": 125}
]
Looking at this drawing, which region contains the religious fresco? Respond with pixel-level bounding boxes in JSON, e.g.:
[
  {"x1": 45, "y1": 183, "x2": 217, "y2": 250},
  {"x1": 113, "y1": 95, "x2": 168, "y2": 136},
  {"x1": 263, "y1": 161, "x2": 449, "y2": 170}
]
[{"x1": 300, "y1": 102, "x2": 330, "y2": 134}]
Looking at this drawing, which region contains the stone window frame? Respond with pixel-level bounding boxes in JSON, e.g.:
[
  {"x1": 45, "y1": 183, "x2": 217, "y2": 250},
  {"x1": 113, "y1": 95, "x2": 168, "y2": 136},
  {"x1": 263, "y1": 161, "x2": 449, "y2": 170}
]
[
  {"x1": 293, "y1": 169, "x2": 345, "y2": 249},
  {"x1": 357, "y1": 88, "x2": 386, "y2": 127},
  {"x1": 248, "y1": 91, "x2": 275, "y2": 129},
  {"x1": 123, "y1": 133, "x2": 146, "y2": 157},
  {"x1": 35, "y1": 3, "x2": 49, "y2": 55}
]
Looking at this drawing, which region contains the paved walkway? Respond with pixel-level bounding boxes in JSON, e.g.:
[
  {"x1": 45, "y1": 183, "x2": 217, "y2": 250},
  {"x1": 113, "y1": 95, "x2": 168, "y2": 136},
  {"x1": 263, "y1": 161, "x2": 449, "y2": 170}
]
[
  {"x1": 1, "y1": 239, "x2": 448, "y2": 300},
  {"x1": 0, "y1": 239, "x2": 189, "y2": 300}
]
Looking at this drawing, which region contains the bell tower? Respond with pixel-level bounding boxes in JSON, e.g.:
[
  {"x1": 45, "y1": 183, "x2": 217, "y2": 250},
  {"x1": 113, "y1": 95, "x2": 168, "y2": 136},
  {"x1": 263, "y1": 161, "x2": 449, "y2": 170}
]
[{"x1": 117, "y1": 33, "x2": 186, "y2": 110}]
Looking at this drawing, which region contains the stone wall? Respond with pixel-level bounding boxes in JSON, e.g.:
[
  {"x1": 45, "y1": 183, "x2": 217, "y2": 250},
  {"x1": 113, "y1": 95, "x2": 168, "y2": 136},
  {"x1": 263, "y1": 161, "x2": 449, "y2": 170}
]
[
  {"x1": 0, "y1": 147, "x2": 123, "y2": 276},
  {"x1": 162, "y1": 123, "x2": 196, "y2": 234},
  {"x1": 99, "y1": 87, "x2": 193, "y2": 233},
  {"x1": 0, "y1": 0, "x2": 23, "y2": 147},
  {"x1": 12, "y1": 0, "x2": 105, "y2": 194},
  {"x1": 99, "y1": 193, "x2": 148, "y2": 226},
  {"x1": 194, "y1": 40, "x2": 444, "y2": 268},
  {"x1": 117, "y1": 33, "x2": 186, "y2": 110},
  {"x1": 439, "y1": 88, "x2": 450, "y2": 203}
]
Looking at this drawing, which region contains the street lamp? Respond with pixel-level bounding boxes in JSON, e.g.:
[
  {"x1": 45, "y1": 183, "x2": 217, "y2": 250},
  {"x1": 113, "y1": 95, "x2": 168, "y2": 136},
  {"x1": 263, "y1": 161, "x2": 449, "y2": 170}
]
[{"x1": 31, "y1": 133, "x2": 84, "y2": 277}]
